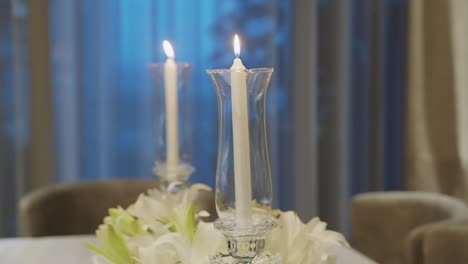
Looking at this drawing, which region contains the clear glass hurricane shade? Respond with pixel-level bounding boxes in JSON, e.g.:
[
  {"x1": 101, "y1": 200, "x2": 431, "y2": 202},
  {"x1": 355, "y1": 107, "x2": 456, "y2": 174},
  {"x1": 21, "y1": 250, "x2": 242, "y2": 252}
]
[
  {"x1": 149, "y1": 63, "x2": 194, "y2": 182},
  {"x1": 207, "y1": 68, "x2": 274, "y2": 223}
]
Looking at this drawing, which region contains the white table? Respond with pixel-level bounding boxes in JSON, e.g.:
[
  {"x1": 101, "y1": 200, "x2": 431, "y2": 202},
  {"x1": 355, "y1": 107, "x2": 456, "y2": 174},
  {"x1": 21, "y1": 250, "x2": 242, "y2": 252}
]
[{"x1": 0, "y1": 235, "x2": 377, "y2": 264}]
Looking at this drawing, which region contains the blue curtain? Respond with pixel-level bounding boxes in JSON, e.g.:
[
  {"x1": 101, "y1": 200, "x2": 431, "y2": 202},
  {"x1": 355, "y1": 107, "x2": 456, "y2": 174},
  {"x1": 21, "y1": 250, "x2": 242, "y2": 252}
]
[
  {"x1": 0, "y1": 0, "x2": 15, "y2": 237},
  {"x1": 348, "y1": 0, "x2": 407, "y2": 194},
  {"x1": 313, "y1": 0, "x2": 407, "y2": 231}
]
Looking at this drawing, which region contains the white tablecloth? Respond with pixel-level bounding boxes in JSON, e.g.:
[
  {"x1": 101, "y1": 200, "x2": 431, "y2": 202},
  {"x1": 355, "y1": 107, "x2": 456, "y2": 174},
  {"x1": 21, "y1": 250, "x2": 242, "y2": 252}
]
[{"x1": 0, "y1": 235, "x2": 377, "y2": 264}]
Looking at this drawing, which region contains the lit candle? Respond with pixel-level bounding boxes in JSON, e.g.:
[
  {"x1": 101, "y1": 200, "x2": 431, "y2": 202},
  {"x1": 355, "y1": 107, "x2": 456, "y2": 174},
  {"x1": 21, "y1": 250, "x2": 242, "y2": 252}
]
[
  {"x1": 163, "y1": 40, "x2": 179, "y2": 177},
  {"x1": 230, "y1": 34, "x2": 252, "y2": 227}
]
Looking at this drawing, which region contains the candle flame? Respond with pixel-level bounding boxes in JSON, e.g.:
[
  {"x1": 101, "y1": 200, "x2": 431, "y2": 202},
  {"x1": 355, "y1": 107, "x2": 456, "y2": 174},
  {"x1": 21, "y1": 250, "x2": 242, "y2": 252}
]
[
  {"x1": 163, "y1": 40, "x2": 175, "y2": 59},
  {"x1": 233, "y1": 34, "x2": 240, "y2": 58}
]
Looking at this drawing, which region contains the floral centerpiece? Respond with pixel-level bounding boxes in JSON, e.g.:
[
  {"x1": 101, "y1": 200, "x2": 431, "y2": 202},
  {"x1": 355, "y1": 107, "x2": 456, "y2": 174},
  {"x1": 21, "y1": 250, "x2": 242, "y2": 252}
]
[
  {"x1": 86, "y1": 185, "x2": 348, "y2": 264},
  {"x1": 88, "y1": 37, "x2": 348, "y2": 264}
]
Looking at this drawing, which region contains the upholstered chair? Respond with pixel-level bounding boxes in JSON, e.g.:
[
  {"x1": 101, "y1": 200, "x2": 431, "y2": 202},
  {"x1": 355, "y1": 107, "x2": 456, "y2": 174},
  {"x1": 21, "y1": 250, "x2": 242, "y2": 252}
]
[
  {"x1": 18, "y1": 180, "x2": 216, "y2": 237},
  {"x1": 421, "y1": 219, "x2": 468, "y2": 264},
  {"x1": 351, "y1": 191, "x2": 468, "y2": 264}
]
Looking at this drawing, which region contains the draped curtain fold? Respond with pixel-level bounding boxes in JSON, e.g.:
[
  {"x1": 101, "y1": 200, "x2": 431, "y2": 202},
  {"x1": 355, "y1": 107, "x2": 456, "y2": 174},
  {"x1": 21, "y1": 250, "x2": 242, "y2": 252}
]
[
  {"x1": 406, "y1": 0, "x2": 468, "y2": 201},
  {"x1": 281, "y1": 0, "x2": 408, "y2": 234},
  {"x1": 0, "y1": 0, "x2": 14, "y2": 237},
  {"x1": 0, "y1": 0, "x2": 56, "y2": 237}
]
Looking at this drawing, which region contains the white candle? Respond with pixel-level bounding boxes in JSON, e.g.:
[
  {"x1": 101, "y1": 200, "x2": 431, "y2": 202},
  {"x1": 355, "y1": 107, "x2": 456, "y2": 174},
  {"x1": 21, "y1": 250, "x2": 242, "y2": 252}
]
[
  {"x1": 163, "y1": 40, "x2": 179, "y2": 177},
  {"x1": 230, "y1": 34, "x2": 252, "y2": 227}
]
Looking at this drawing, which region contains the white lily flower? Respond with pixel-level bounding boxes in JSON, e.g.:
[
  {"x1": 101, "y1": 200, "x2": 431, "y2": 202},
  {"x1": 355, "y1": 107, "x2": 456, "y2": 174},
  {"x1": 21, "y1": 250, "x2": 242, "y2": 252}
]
[
  {"x1": 126, "y1": 194, "x2": 171, "y2": 236},
  {"x1": 266, "y1": 211, "x2": 348, "y2": 264},
  {"x1": 190, "y1": 222, "x2": 225, "y2": 264},
  {"x1": 125, "y1": 234, "x2": 155, "y2": 258},
  {"x1": 139, "y1": 232, "x2": 191, "y2": 264},
  {"x1": 137, "y1": 222, "x2": 224, "y2": 264},
  {"x1": 305, "y1": 217, "x2": 348, "y2": 249}
]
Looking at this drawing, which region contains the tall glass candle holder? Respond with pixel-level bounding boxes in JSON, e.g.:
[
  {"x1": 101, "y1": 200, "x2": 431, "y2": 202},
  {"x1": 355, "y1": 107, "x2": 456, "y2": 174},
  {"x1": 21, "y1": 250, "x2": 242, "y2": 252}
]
[
  {"x1": 207, "y1": 68, "x2": 280, "y2": 264},
  {"x1": 149, "y1": 63, "x2": 194, "y2": 194}
]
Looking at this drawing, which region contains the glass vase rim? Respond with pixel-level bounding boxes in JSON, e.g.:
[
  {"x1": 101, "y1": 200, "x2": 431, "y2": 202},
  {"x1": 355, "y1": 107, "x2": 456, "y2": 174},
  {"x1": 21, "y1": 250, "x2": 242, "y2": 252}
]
[
  {"x1": 206, "y1": 67, "x2": 274, "y2": 74},
  {"x1": 148, "y1": 62, "x2": 192, "y2": 68}
]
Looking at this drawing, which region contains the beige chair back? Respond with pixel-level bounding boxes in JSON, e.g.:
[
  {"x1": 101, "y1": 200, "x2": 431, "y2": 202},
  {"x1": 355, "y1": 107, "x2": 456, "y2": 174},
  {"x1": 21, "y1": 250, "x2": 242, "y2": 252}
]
[{"x1": 19, "y1": 180, "x2": 216, "y2": 236}]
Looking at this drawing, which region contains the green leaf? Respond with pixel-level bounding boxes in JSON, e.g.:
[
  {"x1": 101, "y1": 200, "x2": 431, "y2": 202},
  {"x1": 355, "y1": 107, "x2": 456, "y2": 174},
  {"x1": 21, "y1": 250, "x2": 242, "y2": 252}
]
[
  {"x1": 104, "y1": 225, "x2": 132, "y2": 264},
  {"x1": 85, "y1": 242, "x2": 108, "y2": 257},
  {"x1": 106, "y1": 207, "x2": 147, "y2": 236},
  {"x1": 86, "y1": 225, "x2": 133, "y2": 264},
  {"x1": 171, "y1": 202, "x2": 197, "y2": 240}
]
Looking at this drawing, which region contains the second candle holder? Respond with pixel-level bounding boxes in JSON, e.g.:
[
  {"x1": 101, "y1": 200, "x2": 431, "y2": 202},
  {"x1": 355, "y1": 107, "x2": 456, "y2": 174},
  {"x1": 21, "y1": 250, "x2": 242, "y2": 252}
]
[{"x1": 149, "y1": 62, "x2": 194, "y2": 194}]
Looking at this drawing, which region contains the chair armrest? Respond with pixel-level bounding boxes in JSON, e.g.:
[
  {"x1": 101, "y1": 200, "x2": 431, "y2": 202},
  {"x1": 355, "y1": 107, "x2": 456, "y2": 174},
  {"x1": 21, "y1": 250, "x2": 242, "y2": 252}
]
[
  {"x1": 420, "y1": 219, "x2": 468, "y2": 264},
  {"x1": 351, "y1": 191, "x2": 468, "y2": 264}
]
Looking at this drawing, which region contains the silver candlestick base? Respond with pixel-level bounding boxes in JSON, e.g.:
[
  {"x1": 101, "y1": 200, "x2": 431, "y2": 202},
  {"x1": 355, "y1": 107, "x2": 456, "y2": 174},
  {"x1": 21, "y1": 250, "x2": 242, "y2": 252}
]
[{"x1": 210, "y1": 218, "x2": 282, "y2": 264}]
